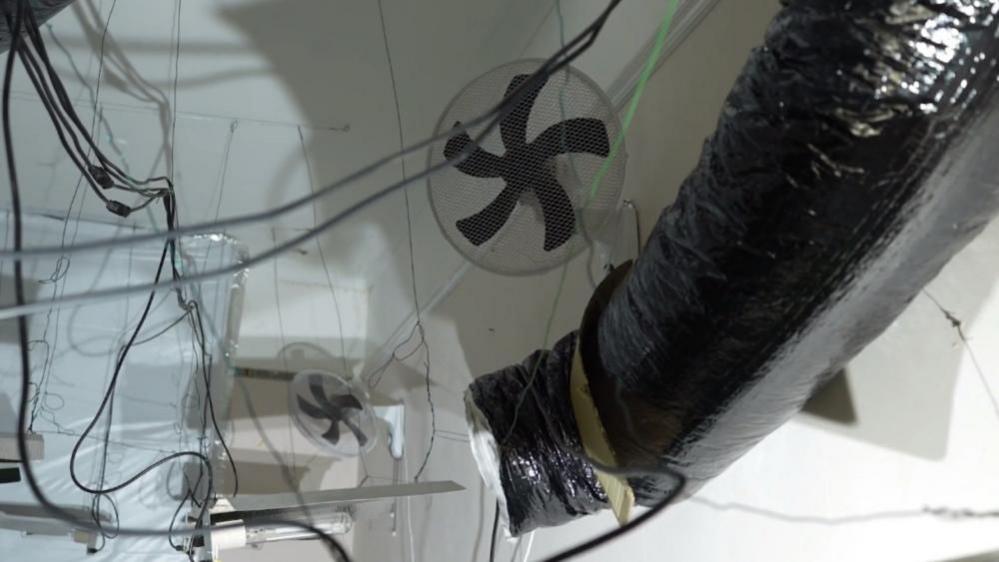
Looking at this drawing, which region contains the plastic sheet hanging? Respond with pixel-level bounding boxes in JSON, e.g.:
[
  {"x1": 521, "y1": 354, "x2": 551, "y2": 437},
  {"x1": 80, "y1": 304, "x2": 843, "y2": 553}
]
[
  {"x1": 466, "y1": 0, "x2": 999, "y2": 535},
  {"x1": 0, "y1": 212, "x2": 246, "y2": 560}
]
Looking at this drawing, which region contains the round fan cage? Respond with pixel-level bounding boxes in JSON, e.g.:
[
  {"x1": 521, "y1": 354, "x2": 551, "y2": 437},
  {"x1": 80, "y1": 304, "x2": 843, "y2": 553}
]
[
  {"x1": 428, "y1": 59, "x2": 627, "y2": 276},
  {"x1": 289, "y1": 370, "x2": 377, "y2": 458}
]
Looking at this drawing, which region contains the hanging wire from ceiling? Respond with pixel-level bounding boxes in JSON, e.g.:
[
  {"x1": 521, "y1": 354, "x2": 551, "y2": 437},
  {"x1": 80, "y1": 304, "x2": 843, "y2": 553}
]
[
  {"x1": 923, "y1": 289, "x2": 999, "y2": 421},
  {"x1": 375, "y1": 0, "x2": 436, "y2": 483}
]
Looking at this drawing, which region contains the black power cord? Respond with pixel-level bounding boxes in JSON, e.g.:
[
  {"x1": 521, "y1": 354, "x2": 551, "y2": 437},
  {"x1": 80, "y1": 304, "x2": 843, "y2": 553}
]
[
  {"x1": 541, "y1": 483, "x2": 686, "y2": 562},
  {"x1": 489, "y1": 501, "x2": 500, "y2": 562},
  {"x1": 15, "y1": 2, "x2": 171, "y2": 220},
  {"x1": 20, "y1": 6, "x2": 173, "y2": 193}
]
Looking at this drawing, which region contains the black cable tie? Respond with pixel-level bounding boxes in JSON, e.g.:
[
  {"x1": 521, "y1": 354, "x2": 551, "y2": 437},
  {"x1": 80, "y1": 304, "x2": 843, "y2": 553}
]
[
  {"x1": 105, "y1": 200, "x2": 132, "y2": 218},
  {"x1": 88, "y1": 164, "x2": 114, "y2": 189}
]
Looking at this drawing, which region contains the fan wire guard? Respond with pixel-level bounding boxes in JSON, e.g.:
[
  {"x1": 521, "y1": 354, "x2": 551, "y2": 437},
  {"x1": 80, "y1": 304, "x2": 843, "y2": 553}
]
[{"x1": 428, "y1": 59, "x2": 626, "y2": 275}]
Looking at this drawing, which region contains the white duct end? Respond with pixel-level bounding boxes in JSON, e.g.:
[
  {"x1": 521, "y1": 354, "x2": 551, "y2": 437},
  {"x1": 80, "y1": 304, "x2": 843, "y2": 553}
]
[{"x1": 465, "y1": 390, "x2": 509, "y2": 534}]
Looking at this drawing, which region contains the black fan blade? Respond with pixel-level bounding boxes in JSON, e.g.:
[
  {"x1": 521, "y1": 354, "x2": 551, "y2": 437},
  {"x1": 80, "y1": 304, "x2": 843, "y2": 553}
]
[
  {"x1": 443, "y1": 123, "x2": 503, "y2": 178},
  {"x1": 456, "y1": 184, "x2": 520, "y2": 246},
  {"x1": 534, "y1": 173, "x2": 576, "y2": 251},
  {"x1": 301, "y1": 386, "x2": 368, "y2": 446},
  {"x1": 532, "y1": 118, "x2": 611, "y2": 161},
  {"x1": 309, "y1": 376, "x2": 330, "y2": 405},
  {"x1": 342, "y1": 417, "x2": 369, "y2": 447},
  {"x1": 309, "y1": 380, "x2": 364, "y2": 423},
  {"x1": 297, "y1": 396, "x2": 328, "y2": 420},
  {"x1": 326, "y1": 394, "x2": 363, "y2": 411},
  {"x1": 500, "y1": 74, "x2": 549, "y2": 150},
  {"x1": 321, "y1": 421, "x2": 342, "y2": 445},
  {"x1": 308, "y1": 376, "x2": 361, "y2": 412}
]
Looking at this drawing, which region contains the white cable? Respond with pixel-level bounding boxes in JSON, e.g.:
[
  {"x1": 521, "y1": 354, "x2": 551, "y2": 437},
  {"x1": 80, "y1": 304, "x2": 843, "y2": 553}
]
[
  {"x1": 404, "y1": 451, "x2": 419, "y2": 562},
  {"x1": 521, "y1": 531, "x2": 536, "y2": 562}
]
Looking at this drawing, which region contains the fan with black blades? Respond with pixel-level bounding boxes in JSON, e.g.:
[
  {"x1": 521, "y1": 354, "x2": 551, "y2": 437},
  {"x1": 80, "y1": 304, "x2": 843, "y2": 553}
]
[
  {"x1": 290, "y1": 371, "x2": 376, "y2": 457},
  {"x1": 428, "y1": 59, "x2": 627, "y2": 275}
]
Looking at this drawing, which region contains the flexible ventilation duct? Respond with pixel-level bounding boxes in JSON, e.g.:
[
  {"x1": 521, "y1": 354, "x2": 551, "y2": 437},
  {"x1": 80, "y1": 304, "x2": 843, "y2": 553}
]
[{"x1": 466, "y1": 0, "x2": 999, "y2": 535}]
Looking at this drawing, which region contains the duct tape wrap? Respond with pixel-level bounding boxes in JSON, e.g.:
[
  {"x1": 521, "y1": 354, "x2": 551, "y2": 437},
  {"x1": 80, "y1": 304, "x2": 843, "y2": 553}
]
[
  {"x1": 466, "y1": 332, "x2": 608, "y2": 536},
  {"x1": 466, "y1": 0, "x2": 999, "y2": 535}
]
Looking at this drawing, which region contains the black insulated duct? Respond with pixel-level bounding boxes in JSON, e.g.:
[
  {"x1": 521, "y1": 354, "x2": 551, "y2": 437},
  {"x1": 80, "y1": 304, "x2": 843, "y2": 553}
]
[{"x1": 466, "y1": 0, "x2": 999, "y2": 536}]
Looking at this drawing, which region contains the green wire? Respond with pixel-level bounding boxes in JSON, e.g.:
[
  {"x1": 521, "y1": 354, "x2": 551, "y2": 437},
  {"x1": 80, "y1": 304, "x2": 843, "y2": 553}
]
[
  {"x1": 501, "y1": 0, "x2": 681, "y2": 444},
  {"x1": 587, "y1": 0, "x2": 680, "y2": 202}
]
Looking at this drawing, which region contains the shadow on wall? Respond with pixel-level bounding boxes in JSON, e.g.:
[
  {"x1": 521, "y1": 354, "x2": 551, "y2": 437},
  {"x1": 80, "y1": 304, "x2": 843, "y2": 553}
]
[
  {"x1": 802, "y1": 369, "x2": 857, "y2": 425},
  {"x1": 799, "y1": 218, "x2": 999, "y2": 460}
]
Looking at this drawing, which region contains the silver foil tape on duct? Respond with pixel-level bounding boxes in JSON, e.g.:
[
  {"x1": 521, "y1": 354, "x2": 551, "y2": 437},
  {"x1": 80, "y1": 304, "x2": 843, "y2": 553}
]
[{"x1": 466, "y1": 0, "x2": 999, "y2": 535}]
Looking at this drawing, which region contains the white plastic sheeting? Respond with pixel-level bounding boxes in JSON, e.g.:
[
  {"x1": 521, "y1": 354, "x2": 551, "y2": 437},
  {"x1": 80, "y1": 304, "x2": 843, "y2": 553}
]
[{"x1": 0, "y1": 211, "x2": 244, "y2": 561}]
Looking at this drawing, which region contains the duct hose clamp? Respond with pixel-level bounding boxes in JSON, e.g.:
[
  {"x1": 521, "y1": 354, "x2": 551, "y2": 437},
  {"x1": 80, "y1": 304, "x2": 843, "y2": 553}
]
[{"x1": 570, "y1": 260, "x2": 635, "y2": 526}]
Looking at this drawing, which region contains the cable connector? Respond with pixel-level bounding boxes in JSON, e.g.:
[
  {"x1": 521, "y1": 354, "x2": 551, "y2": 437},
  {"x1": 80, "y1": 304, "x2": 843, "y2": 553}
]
[
  {"x1": 87, "y1": 164, "x2": 114, "y2": 189},
  {"x1": 105, "y1": 200, "x2": 132, "y2": 218}
]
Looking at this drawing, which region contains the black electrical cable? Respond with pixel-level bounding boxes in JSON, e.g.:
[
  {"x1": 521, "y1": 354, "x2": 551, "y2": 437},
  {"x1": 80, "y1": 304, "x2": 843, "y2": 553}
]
[
  {"x1": 188, "y1": 299, "x2": 240, "y2": 497},
  {"x1": 540, "y1": 485, "x2": 684, "y2": 562},
  {"x1": 91, "y1": 388, "x2": 123, "y2": 546},
  {"x1": 64, "y1": 239, "x2": 214, "y2": 535},
  {"x1": 489, "y1": 501, "x2": 500, "y2": 562},
  {"x1": 533, "y1": 460, "x2": 687, "y2": 561},
  {"x1": 487, "y1": 448, "x2": 690, "y2": 561},
  {"x1": 16, "y1": 4, "x2": 171, "y2": 217},
  {"x1": 13, "y1": 38, "x2": 109, "y2": 204},
  {"x1": 64, "y1": 197, "x2": 232, "y2": 552},
  {"x1": 21, "y1": 5, "x2": 168, "y2": 192},
  {"x1": 4, "y1": 1, "x2": 215, "y2": 550},
  {"x1": 132, "y1": 308, "x2": 191, "y2": 346},
  {"x1": 3, "y1": 2, "x2": 624, "y2": 555},
  {"x1": 167, "y1": 484, "x2": 194, "y2": 551},
  {"x1": 18, "y1": 21, "x2": 167, "y2": 204}
]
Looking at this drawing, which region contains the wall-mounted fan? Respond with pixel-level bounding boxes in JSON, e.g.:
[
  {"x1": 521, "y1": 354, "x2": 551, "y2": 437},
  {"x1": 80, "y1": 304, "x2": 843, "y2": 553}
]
[
  {"x1": 290, "y1": 370, "x2": 376, "y2": 457},
  {"x1": 428, "y1": 59, "x2": 627, "y2": 275}
]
